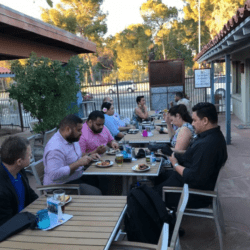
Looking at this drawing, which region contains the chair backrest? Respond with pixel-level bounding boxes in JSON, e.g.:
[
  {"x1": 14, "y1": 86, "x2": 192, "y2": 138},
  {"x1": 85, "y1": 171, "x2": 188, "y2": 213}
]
[
  {"x1": 169, "y1": 184, "x2": 189, "y2": 248},
  {"x1": 29, "y1": 120, "x2": 39, "y2": 132},
  {"x1": 43, "y1": 127, "x2": 57, "y2": 147},
  {"x1": 27, "y1": 135, "x2": 36, "y2": 163},
  {"x1": 30, "y1": 159, "x2": 44, "y2": 186}
]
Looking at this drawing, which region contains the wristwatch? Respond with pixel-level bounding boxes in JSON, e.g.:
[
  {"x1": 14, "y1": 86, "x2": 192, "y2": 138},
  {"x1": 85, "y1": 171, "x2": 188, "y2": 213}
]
[{"x1": 174, "y1": 162, "x2": 179, "y2": 170}]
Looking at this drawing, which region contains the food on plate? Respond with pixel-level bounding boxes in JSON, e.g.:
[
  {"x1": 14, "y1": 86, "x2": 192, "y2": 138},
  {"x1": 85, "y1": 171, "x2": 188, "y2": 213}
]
[
  {"x1": 60, "y1": 195, "x2": 70, "y2": 203},
  {"x1": 97, "y1": 160, "x2": 110, "y2": 166},
  {"x1": 136, "y1": 164, "x2": 149, "y2": 171}
]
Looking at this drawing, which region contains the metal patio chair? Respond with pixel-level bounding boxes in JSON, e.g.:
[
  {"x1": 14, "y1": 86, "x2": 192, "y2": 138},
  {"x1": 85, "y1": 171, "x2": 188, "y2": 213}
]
[
  {"x1": 43, "y1": 127, "x2": 57, "y2": 148},
  {"x1": 162, "y1": 171, "x2": 225, "y2": 250},
  {"x1": 111, "y1": 184, "x2": 189, "y2": 250},
  {"x1": 30, "y1": 159, "x2": 80, "y2": 196}
]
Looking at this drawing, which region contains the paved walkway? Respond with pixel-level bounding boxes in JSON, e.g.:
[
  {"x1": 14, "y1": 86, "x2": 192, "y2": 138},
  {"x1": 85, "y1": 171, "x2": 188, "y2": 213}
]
[{"x1": 1, "y1": 113, "x2": 250, "y2": 249}]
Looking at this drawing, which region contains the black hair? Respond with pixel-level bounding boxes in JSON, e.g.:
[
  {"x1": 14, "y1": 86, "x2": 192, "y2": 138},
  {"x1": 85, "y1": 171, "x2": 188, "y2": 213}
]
[
  {"x1": 169, "y1": 104, "x2": 192, "y2": 124},
  {"x1": 192, "y1": 102, "x2": 218, "y2": 124},
  {"x1": 136, "y1": 96, "x2": 144, "y2": 104},
  {"x1": 176, "y1": 92, "x2": 183, "y2": 99},
  {"x1": 1, "y1": 136, "x2": 29, "y2": 165},
  {"x1": 101, "y1": 102, "x2": 112, "y2": 113},
  {"x1": 88, "y1": 110, "x2": 105, "y2": 121},
  {"x1": 59, "y1": 114, "x2": 83, "y2": 130}
]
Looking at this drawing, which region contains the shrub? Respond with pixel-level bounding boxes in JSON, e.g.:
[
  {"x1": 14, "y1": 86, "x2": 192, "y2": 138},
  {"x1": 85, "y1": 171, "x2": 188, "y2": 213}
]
[{"x1": 8, "y1": 53, "x2": 87, "y2": 133}]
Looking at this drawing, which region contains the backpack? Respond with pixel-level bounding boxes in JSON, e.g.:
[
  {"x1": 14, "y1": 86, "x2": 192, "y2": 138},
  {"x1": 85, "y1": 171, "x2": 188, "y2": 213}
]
[{"x1": 124, "y1": 184, "x2": 175, "y2": 245}]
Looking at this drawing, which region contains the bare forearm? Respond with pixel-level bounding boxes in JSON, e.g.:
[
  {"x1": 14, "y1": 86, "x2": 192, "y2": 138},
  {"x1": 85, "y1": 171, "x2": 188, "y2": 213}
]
[
  {"x1": 175, "y1": 164, "x2": 185, "y2": 176},
  {"x1": 119, "y1": 126, "x2": 130, "y2": 131},
  {"x1": 167, "y1": 124, "x2": 175, "y2": 138},
  {"x1": 171, "y1": 148, "x2": 186, "y2": 154}
]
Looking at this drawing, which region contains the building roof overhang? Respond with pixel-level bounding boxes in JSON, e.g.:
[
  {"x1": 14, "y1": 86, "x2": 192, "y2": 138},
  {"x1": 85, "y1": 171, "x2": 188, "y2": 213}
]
[
  {"x1": 197, "y1": 16, "x2": 250, "y2": 63},
  {"x1": 0, "y1": 4, "x2": 96, "y2": 62}
]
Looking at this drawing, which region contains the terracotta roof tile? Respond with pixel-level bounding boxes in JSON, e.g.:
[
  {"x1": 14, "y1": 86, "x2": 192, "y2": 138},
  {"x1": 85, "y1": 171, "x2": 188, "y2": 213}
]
[
  {"x1": 195, "y1": 0, "x2": 250, "y2": 61},
  {"x1": 0, "y1": 67, "x2": 11, "y2": 74}
]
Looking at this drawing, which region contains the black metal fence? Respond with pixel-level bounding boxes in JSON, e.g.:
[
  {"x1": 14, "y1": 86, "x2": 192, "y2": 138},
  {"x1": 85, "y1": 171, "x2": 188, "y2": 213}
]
[
  {"x1": 1, "y1": 75, "x2": 229, "y2": 131},
  {"x1": 0, "y1": 91, "x2": 35, "y2": 131}
]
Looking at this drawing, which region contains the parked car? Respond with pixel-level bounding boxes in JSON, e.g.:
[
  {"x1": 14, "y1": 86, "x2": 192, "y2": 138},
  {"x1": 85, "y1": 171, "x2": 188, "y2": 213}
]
[
  {"x1": 207, "y1": 75, "x2": 232, "y2": 98},
  {"x1": 106, "y1": 81, "x2": 137, "y2": 94},
  {"x1": 82, "y1": 92, "x2": 93, "y2": 101}
]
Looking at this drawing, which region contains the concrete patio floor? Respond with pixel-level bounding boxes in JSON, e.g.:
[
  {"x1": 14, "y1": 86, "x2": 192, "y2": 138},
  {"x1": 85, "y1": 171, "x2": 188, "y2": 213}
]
[{"x1": 1, "y1": 113, "x2": 250, "y2": 249}]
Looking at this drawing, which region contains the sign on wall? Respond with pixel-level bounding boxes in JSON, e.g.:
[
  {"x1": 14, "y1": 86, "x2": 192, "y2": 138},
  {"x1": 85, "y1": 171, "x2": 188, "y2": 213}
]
[{"x1": 194, "y1": 68, "x2": 211, "y2": 88}]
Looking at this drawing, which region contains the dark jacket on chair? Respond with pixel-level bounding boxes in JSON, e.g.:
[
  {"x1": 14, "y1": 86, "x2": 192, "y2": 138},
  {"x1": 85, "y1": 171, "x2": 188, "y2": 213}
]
[{"x1": 0, "y1": 162, "x2": 38, "y2": 226}]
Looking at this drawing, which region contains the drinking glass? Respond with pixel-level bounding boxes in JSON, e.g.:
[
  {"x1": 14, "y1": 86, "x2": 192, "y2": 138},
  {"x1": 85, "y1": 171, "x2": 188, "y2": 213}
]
[
  {"x1": 115, "y1": 152, "x2": 123, "y2": 167},
  {"x1": 139, "y1": 124, "x2": 142, "y2": 133},
  {"x1": 53, "y1": 189, "x2": 65, "y2": 214},
  {"x1": 36, "y1": 209, "x2": 50, "y2": 229}
]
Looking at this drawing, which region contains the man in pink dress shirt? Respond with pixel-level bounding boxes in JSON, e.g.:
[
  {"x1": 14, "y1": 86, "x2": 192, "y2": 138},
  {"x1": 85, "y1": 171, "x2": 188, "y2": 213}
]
[
  {"x1": 79, "y1": 111, "x2": 119, "y2": 154},
  {"x1": 43, "y1": 114, "x2": 102, "y2": 195}
]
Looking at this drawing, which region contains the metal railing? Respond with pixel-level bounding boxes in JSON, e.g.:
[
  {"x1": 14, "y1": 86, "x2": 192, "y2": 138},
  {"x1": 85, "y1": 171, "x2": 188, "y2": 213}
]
[
  {"x1": 2, "y1": 75, "x2": 229, "y2": 131},
  {"x1": 0, "y1": 91, "x2": 36, "y2": 131}
]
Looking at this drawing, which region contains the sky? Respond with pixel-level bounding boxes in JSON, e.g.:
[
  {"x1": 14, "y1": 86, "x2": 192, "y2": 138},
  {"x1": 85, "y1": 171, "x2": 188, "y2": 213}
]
[{"x1": 0, "y1": 0, "x2": 184, "y2": 36}]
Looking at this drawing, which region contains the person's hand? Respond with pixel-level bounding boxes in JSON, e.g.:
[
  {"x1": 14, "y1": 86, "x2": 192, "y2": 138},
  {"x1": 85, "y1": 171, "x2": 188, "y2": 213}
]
[
  {"x1": 170, "y1": 101, "x2": 173, "y2": 107},
  {"x1": 78, "y1": 155, "x2": 92, "y2": 166},
  {"x1": 90, "y1": 153, "x2": 101, "y2": 161},
  {"x1": 168, "y1": 152, "x2": 177, "y2": 167},
  {"x1": 164, "y1": 112, "x2": 171, "y2": 124},
  {"x1": 111, "y1": 141, "x2": 119, "y2": 150},
  {"x1": 155, "y1": 126, "x2": 161, "y2": 132},
  {"x1": 128, "y1": 125, "x2": 136, "y2": 129},
  {"x1": 96, "y1": 145, "x2": 107, "y2": 154}
]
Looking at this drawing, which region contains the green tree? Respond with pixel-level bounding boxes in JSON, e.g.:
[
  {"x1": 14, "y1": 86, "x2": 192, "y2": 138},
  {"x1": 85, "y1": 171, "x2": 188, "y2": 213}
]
[
  {"x1": 140, "y1": 0, "x2": 178, "y2": 59},
  {"x1": 181, "y1": 0, "x2": 245, "y2": 53},
  {"x1": 41, "y1": 0, "x2": 107, "y2": 84},
  {"x1": 112, "y1": 24, "x2": 152, "y2": 78},
  {"x1": 8, "y1": 53, "x2": 87, "y2": 133}
]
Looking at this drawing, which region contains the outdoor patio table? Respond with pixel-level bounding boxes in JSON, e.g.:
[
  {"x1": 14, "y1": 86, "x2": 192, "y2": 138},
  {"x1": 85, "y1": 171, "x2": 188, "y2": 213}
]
[
  {"x1": 123, "y1": 129, "x2": 170, "y2": 145},
  {"x1": 0, "y1": 195, "x2": 127, "y2": 250},
  {"x1": 83, "y1": 152, "x2": 163, "y2": 195}
]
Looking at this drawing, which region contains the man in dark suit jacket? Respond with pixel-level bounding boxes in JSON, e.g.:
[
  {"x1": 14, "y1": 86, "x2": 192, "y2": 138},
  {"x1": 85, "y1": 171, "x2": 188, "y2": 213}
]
[{"x1": 0, "y1": 136, "x2": 38, "y2": 226}]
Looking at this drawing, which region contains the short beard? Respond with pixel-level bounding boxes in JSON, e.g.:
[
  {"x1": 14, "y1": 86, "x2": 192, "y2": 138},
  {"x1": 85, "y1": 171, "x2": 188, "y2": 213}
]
[
  {"x1": 66, "y1": 134, "x2": 79, "y2": 143},
  {"x1": 91, "y1": 125, "x2": 102, "y2": 134}
]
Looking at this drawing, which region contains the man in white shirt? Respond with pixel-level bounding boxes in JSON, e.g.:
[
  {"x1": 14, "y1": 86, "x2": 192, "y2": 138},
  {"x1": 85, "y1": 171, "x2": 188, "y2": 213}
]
[{"x1": 170, "y1": 92, "x2": 192, "y2": 115}]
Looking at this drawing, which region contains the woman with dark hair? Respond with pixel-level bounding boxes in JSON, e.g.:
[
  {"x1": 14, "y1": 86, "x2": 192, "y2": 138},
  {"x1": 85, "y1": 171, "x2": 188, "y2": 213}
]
[
  {"x1": 101, "y1": 102, "x2": 131, "y2": 141},
  {"x1": 131, "y1": 96, "x2": 149, "y2": 128},
  {"x1": 165, "y1": 104, "x2": 195, "y2": 152}
]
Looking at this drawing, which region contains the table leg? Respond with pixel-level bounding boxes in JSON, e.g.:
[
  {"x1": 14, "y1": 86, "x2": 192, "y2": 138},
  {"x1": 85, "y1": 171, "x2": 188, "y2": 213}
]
[{"x1": 122, "y1": 176, "x2": 131, "y2": 195}]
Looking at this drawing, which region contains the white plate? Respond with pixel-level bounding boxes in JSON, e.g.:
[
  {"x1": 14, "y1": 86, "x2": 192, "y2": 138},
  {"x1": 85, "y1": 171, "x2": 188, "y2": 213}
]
[
  {"x1": 129, "y1": 129, "x2": 139, "y2": 132},
  {"x1": 161, "y1": 121, "x2": 166, "y2": 123},
  {"x1": 142, "y1": 121, "x2": 150, "y2": 124},
  {"x1": 65, "y1": 196, "x2": 72, "y2": 204},
  {"x1": 95, "y1": 161, "x2": 114, "y2": 168},
  {"x1": 106, "y1": 150, "x2": 119, "y2": 155},
  {"x1": 132, "y1": 165, "x2": 150, "y2": 172}
]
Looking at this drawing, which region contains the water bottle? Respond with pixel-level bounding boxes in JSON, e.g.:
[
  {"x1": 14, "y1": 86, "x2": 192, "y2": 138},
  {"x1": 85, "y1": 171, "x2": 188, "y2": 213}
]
[
  {"x1": 150, "y1": 152, "x2": 156, "y2": 166},
  {"x1": 131, "y1": 148, "x2": 136, "y2": 159}
]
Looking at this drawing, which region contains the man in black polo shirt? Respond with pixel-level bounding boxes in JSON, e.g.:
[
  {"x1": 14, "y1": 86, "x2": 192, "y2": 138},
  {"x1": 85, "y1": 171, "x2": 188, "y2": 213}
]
[
  {"x1": 156, "y1": 102, "x2": 228, "y2": 209},
  {"x1": 0, "y1": 136, "x2": 38, "y2": 226}
]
